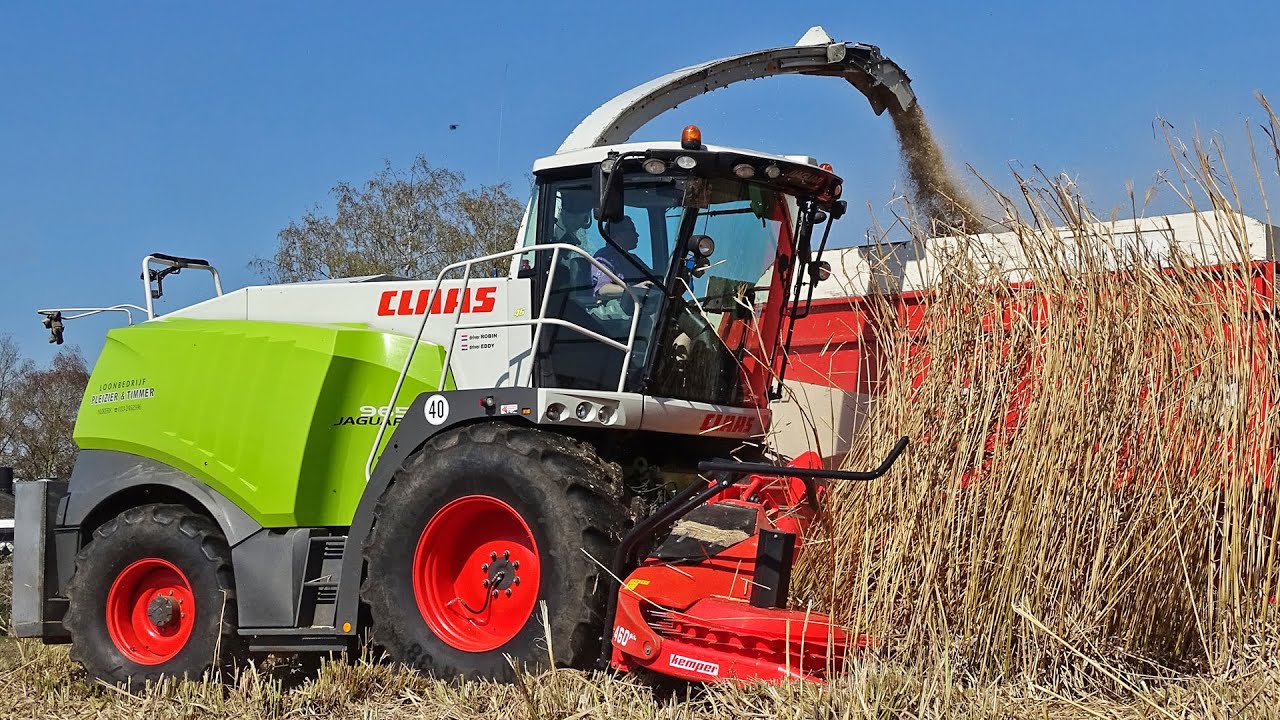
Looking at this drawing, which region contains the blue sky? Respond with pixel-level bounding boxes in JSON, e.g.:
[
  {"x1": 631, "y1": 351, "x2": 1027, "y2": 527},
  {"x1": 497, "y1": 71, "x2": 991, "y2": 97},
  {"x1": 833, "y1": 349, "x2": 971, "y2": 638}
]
[{"x1": 2, "y1": 1, "x2": 1277, "y2": 362}]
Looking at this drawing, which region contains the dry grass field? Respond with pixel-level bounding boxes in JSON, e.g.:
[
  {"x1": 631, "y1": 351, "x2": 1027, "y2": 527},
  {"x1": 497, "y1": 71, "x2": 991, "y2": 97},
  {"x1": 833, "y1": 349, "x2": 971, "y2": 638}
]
[
  {"x1": 4, "y1": 99, "x2": 1280, "y2": 718},
  {"x1": 0, "y1": 613, "x2": 1276, "y2": 719}
]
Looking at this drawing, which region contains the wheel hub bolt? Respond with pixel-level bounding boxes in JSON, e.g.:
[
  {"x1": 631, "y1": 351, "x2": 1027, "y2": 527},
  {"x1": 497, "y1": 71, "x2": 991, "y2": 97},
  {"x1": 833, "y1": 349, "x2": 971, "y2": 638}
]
[
  {"x1": 512, "y1": 561, "x2": 520, "y2": 570},
  {"x1": 505, "y1": 588, "x2": 512, "y2": 597},
  {"x1": 146, "y1": 594, "x2": 180, "y2": 628},
  {"x1": 481, "y1": 563, "x2": 490, "y2": 572},
  {"x1": 490, "y1": 551, "x2": 498, "y2": 561},
  {"x1": 482, "y1": 579, "x2": 491, "y2": 588},
  {"x1": 513, "y1": 576, "x2": 521, "y2": 585},
  {"x1": 503, "y1": 550, "x2": 510, "y2": 560},
  {"x1": 491, "y1": 589, "x2": 499, "y2": 598}
]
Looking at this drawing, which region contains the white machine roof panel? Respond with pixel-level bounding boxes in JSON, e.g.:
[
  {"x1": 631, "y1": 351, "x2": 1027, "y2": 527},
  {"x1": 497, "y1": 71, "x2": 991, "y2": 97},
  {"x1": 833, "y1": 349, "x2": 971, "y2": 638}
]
[{"x1": 532, "y1": 141, "x2": 819, "y2": 173}]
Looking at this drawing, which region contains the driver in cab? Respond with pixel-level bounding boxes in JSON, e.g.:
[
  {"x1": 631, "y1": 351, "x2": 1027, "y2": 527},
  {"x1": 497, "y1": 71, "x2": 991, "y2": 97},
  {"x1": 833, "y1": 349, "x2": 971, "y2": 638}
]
[{"x1": 592, "y1": 216, "x2": 655, "y2": 297}]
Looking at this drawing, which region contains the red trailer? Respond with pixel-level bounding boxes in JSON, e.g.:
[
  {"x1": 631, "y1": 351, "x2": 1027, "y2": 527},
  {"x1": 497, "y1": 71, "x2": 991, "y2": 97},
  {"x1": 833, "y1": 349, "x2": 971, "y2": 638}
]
[{"x1": 770, "y1": 211, "x2": 1280, "y2": 470}]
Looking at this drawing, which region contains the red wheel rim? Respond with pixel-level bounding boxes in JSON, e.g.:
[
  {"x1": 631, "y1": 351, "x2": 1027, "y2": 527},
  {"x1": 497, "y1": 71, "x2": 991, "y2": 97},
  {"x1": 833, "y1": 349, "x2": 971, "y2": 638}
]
[
  {"x1": 413, "y1": 495, "x2": 541, "y2": 652},
  {"x1": 105, "y1": 558, "x2": 196, "y2": 665}
]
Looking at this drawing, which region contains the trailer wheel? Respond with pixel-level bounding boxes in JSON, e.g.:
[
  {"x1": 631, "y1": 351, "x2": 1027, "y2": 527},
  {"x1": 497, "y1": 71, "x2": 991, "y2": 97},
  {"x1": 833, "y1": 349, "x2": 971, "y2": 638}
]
[
  {"x1": 362, "y1": 423, "x2": 628, "y2": 680},
  {"x1": 63, "y1": 503, "x2": 242, "y2": 687}
]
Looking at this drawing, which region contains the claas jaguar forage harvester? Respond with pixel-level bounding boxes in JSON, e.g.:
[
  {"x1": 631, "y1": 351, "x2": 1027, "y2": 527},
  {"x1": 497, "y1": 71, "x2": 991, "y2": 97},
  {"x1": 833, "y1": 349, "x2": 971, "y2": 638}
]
[{"x1": 14, "y1": 27, "x2": 910, "y2": 685}]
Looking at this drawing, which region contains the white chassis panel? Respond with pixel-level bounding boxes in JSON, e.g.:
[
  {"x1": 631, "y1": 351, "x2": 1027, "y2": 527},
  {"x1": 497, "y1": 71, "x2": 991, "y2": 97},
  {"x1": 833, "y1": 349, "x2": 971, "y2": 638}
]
[{"x1": 165, "y1": 278, "x2": 534, "y2": 391}]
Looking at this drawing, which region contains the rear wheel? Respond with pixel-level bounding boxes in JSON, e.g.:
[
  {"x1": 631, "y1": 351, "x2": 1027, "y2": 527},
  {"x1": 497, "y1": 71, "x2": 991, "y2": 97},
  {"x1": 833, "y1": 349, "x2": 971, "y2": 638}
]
[
  {"x1": 362, "y1": 423, "x2": 628, "y2": 680},
  {"x1": 64, "y1": 504, "x2": 241, "y2": 687}
]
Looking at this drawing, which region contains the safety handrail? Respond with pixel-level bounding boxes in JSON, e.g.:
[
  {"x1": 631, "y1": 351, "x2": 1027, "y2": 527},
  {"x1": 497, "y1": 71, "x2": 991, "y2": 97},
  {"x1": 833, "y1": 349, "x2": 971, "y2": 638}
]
[
  {"x1": 141, "y1": 254, "x2": 224, "y2": 319},
  {"x1": 35, "y1": 305, "x2": 149, "y2": 325},
  {"x1": 364, "y1": 243, "x2": 643, "y2": 480}
]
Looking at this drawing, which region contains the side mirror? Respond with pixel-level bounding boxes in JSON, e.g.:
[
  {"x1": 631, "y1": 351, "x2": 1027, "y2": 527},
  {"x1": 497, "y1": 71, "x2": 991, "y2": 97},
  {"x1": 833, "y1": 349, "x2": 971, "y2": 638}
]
[
  {"x1": 40, "y1": 311, "x2": 65, "y2": 345},
  {"x1": 592, "y1": 161, "x2": 625, "y2": 223}
]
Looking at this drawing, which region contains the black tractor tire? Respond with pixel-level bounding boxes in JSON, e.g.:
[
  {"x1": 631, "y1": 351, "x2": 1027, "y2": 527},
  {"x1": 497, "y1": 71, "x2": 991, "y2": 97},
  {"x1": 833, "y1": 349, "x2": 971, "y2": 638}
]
[
  {"x1": 63, "y1": 503, "x2": 242, "y2": 687},
  {"x1": 361, "y1": 423, "x2": 629, "y2": 681}
]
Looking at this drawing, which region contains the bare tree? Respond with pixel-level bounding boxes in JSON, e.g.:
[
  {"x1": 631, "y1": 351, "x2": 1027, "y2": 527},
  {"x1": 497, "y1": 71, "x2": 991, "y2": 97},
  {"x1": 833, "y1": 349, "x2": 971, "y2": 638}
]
[
  {"x1": 253, "y1": 156, "x2": 525, "y2": 282},
  {"x1": 0, "y1": 335, "x2": 22, "y2": 464},
  {"x1": 0, "y1": 340, "x2": 89, "y2": 481}
]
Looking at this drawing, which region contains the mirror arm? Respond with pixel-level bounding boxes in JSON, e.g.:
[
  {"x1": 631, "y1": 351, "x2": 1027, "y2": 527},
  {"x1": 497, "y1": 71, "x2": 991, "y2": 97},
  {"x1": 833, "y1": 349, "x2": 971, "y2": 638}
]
[
  {"x1": 770, "y1": 201, "x2": 814, "y2": 400},
  {"x1": 594, "y1": 151, "x2": 642, "y2": 224},
  {"x1": 795, "y1": 215, "x2": 836, "y2": 319},
  {"x1": 773, "y1": 198, "x2": 842, "y2": 399},
  {"x1": 592, "y1": 152, "x2": 663, "y2": 286}
]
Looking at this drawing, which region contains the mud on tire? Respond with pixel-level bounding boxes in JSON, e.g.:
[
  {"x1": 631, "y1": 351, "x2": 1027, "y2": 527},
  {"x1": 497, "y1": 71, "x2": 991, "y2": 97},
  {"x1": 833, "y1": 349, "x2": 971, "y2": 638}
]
[
  {"x1": 63, "y1": 503, "x2": 242, "y2": 687},
  {"x1": 361, "y1": 423, "x2": 629, "y2": 681}
]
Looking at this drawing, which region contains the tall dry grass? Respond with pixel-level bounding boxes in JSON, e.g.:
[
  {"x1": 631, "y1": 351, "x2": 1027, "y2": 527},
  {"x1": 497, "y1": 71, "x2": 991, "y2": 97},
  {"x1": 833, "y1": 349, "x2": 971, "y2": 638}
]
[{"x1": 798, "y1": 96, "x2": 1280, "y2": 688}]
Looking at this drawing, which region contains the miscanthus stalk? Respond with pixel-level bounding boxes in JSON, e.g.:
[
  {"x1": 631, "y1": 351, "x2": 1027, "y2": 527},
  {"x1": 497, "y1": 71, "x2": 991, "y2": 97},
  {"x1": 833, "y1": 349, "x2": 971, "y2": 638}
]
[{"x1": 796, "y1": 97, "x2": 1280, "y2": 685}]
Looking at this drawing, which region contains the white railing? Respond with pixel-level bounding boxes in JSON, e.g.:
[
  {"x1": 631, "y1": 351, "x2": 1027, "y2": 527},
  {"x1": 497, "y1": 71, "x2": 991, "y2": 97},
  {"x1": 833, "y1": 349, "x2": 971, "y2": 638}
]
[
  {"x1": 364, "y1": 243, "x2": 643, "y2": 480},
  {"x1": 35, "y1": 254, "x2": 223, "y2": 338},
  {"x1": 141, "y1": 255, "x2": 223, "y2": 319},
  {"x1": 35, "y1": 305, "x2": 149, "y2": 325}
]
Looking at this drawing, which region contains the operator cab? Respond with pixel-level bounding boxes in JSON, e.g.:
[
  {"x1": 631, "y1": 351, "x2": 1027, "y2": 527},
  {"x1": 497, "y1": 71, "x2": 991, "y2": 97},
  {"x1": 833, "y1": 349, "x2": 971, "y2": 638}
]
[{"x1": 518, "y1": 126, "x2": 845, "y2": 412}]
